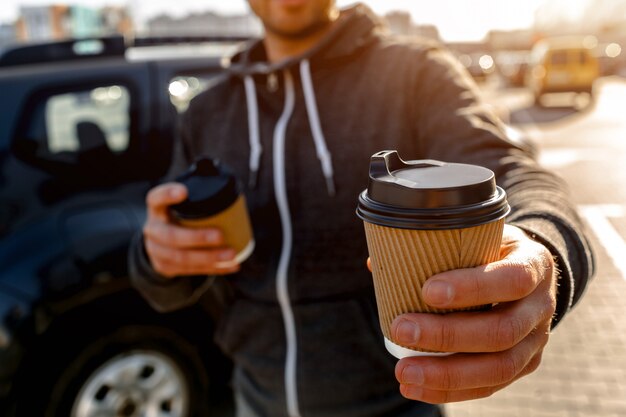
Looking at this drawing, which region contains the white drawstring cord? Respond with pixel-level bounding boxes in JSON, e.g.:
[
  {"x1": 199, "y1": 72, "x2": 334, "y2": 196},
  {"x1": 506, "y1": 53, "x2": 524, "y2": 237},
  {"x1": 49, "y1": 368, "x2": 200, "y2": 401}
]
[
  {"x1": 244, "y1": 75, "x2": 262, "y2": 188},
  {"x1": 273, "y1": 70, "x2": 302, "y2": 417},
  {"x1": 299, "y1": 59, "x2": 336, "y2": 196}
]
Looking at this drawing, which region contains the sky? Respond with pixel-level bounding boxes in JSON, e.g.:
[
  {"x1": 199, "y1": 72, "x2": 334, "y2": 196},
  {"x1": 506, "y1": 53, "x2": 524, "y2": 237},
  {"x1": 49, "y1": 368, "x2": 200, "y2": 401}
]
[{"x1": 0, "y1": 0, "x2": 592, "y2": 41}]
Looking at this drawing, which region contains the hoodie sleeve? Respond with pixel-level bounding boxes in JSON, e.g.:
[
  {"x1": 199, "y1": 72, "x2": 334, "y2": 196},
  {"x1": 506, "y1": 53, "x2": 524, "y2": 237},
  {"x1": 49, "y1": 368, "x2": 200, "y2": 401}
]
[
  {"x1": 128, "y1": 108, "x2": 215, "y2": 313},
  {"x1": 412, "y1": 45, "x2": 595, "y2": 327}
]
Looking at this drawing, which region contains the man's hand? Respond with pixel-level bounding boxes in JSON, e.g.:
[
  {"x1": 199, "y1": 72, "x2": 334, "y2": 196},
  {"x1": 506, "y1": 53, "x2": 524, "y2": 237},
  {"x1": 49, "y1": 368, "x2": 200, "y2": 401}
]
[
  {"x1": 391, "y1": 224, "x2": 557, "y2": 404},
  {"x1": 143, "y1": 182, "x2": 240, "y2": 278}
]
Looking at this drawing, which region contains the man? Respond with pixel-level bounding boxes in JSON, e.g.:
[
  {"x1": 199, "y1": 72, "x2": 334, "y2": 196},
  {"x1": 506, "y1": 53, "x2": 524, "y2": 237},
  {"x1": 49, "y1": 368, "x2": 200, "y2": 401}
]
[{"x1": 130, "y1": 1, "x2": 595, "y2": 416}]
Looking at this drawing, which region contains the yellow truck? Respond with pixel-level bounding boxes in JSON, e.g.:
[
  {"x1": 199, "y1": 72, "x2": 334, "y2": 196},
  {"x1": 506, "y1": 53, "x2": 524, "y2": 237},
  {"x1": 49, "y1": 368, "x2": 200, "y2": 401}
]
[{"x1": 526, "y1": 37, "x2": 600, "y2": 105}]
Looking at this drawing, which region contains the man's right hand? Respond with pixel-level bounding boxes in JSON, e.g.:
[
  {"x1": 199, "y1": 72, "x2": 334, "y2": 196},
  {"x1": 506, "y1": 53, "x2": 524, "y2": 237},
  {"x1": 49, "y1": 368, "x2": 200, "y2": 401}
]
[{"x1": 143, "y1": 182, "x2": 240, "y2": 278}]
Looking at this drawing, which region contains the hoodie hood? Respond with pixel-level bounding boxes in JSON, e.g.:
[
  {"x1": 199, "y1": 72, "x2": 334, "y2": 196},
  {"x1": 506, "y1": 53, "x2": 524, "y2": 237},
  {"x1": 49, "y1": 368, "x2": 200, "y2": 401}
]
[
  {"x1": 226, "y1": 3, "x2": 384, "y2": 76},
  {"x1": 225, "y1": 3, "x2": 385, "y2": 196}
]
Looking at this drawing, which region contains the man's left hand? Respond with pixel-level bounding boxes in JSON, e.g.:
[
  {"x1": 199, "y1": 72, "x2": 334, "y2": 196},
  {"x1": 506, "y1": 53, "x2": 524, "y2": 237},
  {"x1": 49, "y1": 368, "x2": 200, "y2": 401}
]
[{"x1": 391, "y1": 224, "x2": 557, "y2": 404}]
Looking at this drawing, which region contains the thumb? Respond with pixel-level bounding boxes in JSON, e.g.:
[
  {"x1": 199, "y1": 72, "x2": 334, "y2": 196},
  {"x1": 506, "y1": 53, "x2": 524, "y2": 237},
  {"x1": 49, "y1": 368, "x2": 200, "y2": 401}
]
[{"x1": 146, "y1": 182, "x2": 188, "y2": 222}]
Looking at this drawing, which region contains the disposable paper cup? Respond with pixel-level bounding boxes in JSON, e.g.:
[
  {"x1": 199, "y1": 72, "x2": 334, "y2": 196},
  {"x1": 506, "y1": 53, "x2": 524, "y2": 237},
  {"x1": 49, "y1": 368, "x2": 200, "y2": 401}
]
[
  {"x1": 170, "y1": 157, "x2": 254, "y2": 267},
  {"x1": 356, "y1": 151, "x2": 510, "y2": 358},
  {"x1": 177, "y1": 194, "x2": 255, "y2": 268}
]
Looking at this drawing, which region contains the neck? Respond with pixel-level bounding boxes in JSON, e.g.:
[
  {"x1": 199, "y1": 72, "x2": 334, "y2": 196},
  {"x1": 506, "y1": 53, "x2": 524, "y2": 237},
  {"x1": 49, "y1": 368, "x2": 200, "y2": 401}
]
[{"x1": 263, "y1": 21, "x2": 336, "y2": 64}]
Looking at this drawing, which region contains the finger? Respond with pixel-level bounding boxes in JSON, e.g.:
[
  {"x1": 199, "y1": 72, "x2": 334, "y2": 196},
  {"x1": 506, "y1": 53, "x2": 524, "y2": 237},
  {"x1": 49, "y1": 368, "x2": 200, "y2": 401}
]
[
  {"x1": 395, "y1": 323, "x2": 549, "y2": 392},
  {"x1": 367, "y1": 258, "x2": 372, "y2": 272},
  {"x1": 391, "y1": 288, "x2": 555, "y2": 352},
  {"x1": 144, "y1": 221, "x2": 224, "y2": 249},
  {"x1": 398, "y1": 351, "x2": 543, "y2": 404},
  {"x1": 151, "y1": 256, "x2": 240, "y2": 278},
  {"x1": 422, "y1": 235, "x2": 553, "y2": 309},
  {"x1": 145, "y1": 240, "x2": 238, "y2": 276},
  {"x1": 146, "y1": 183, "x2": 187, "y2": 222}
]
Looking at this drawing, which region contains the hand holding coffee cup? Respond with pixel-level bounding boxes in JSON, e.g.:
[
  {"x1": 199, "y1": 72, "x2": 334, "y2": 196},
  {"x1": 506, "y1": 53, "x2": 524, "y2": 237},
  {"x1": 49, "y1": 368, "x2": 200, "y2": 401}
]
[
  {"x1": 169, "y1": 157, "x2": 255, "y2": 268},
  {"x1": 357, "y1": 151, "x2": 510, "y2": 358},
  {"x1": 143, "y1": 157, "x2": 254, "y2": 277}
]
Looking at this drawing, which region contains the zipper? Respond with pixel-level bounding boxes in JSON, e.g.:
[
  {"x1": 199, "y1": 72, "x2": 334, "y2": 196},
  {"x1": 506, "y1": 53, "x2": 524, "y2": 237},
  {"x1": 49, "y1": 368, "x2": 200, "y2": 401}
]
[{"x1": 272, "y1": 69, "x2": 301, "y2": 417}]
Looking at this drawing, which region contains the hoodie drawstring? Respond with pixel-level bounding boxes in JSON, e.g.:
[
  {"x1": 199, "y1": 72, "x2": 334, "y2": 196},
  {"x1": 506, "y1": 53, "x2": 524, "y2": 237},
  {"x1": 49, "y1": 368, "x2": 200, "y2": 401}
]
[
  {"x1": 244, "y1": 75, "x2": 262, "y2": 189},
  {"x1": 299, "y1": 59, "x2": 336, "y2": 196},
  {"x1": 242, "y1": 61, "x2": 336, "y2": 196}
]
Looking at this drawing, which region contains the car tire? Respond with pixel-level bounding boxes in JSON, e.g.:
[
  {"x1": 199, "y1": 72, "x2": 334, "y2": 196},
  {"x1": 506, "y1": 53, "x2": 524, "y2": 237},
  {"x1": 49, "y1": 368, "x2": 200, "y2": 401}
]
[{"x1": 21, "y1": 325, "x2": 217, "y2": 417}]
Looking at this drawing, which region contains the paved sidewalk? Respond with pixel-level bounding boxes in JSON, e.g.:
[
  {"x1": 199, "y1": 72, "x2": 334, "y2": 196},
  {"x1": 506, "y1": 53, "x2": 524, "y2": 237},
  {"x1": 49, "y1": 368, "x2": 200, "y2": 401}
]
[
  {"x1": 444, "y1": 86, "x2": 626, "y2": 416},
  {"x1": 446, "y1": 232, "x2": 626, "y2": 417}
]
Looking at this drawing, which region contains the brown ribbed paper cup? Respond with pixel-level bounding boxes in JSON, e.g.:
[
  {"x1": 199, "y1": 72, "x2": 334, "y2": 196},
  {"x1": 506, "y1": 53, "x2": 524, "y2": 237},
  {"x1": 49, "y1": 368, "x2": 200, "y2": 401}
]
[
  {"x1": 169, "y1": 157, "x2": 254, "y2": 268},
  {"x1": 356, "y1": 151, "x2": 510, "y2": 358}
]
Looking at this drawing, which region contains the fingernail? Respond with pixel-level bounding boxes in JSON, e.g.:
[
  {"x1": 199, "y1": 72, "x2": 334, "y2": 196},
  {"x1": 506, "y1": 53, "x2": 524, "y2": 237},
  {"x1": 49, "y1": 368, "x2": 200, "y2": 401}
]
[
  {"x1": 170, "y1": 186, "x2": 185, "y2": 199},
  {"x1": 401, "y1": 365, "x2": 424, "y2": 385},
  {"x1": 396, "y1": 320, "x2": 420, "y2": 344},
  {"x1": 205, "y1": 230, "x2": 219, "y2": 242},
  {"x1": 219, "y1": 250, "x2": 235, "y2": 261},
  {"x1": 425, "y1": 280, "x2": 454, "y2": 306}
]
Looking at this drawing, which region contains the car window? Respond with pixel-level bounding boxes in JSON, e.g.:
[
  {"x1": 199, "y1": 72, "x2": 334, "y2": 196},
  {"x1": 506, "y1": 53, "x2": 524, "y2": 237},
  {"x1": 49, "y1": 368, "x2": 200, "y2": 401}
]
[
  {"x1": 12, "y1": 84, "x2": 133, "y2": 185},
  {"x1": 46, "y1": 86, "x2": 130, "y2": 153}
]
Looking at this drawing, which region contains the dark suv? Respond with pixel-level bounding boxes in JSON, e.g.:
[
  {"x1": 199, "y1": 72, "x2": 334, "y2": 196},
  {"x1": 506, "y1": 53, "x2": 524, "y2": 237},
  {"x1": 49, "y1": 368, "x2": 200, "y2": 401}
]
[{"x1": 0, "y1": 35, "x2": 242, "y2": 417}]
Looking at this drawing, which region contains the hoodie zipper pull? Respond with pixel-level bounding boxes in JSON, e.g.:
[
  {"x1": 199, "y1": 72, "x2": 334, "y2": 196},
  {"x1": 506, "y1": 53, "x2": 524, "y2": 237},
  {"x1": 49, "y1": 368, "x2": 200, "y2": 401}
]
[{"x1": 267, "y1": 72, "x2": 279, "y2": 93}]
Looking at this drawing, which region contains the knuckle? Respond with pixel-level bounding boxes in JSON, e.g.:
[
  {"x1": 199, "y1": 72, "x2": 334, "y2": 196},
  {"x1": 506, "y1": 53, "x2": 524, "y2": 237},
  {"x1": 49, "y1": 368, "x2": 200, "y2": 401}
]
[
  {"x1": 435, "y1": 320, "x2": 457, "y2": 351},
  {"x1": 527, "y1": 353, "x2": 543, "y2": 375},
  {"x1": 495, "y1": 354, "x2": 521, "y2": 384},
  {"x1": 171, "y1": 248, "x2": 186, "y2": 265},
  {"x1": 536, "y1": 327, "x2": 551, "y2": 349},
  {"x1": 161, "y1": 224, "x2": 176, "y2": 244},
  {"x1": 146, "y1": 186, "x2": 163, "y2": 206},
  {"x1": 469, "y1": 271, "x2": 484, "y2": 304},
  {"x1": 146, "y1": 222, "x2": 167, "y2": 242},
  {"x1": 511, "y1": 261, "x2": 536, "y2": 297},
  {"x1": 435, "y1": 365, "x2": 461, "y2": 390},
  {"x1": 151, "y1": 259, "x2": 168, "y2": 275},
  {"x1": 491, "y1": 314, "x2": 525, "y2": 350},
  {"x1": 541, "y1": 292, "x2": 557, "y2": 322},
  {"x1": 143, "y1": 221, "x2": 161, "y2": 241}
]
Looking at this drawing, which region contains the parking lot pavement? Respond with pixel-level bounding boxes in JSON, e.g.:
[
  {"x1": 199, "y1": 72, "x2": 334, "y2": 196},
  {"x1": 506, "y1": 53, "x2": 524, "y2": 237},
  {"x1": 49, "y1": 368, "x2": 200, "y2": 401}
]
[
  {"x1": 445, "y1": 224, "x2": 626, "y2": 417},
  {"x1": 447, "y1": 78, "x2": 626, "y2": 417}
]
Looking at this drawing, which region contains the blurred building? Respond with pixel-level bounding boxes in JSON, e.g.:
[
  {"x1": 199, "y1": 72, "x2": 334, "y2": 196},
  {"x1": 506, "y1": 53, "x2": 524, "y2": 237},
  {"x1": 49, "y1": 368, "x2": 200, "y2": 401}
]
[
  {"x1": 101, "y1": 7, "x2": 134, "y2": 37},
  {"x1": 16, "y1": 5, "x2": 71, "y2": 41},
  {"x1": 0, "y1": 23, "x2": 16, "y2": 46},
  {"x1": 147, "y1": 11, "x2": 262, "y2": 37},
  {"x1": 383, "y1": 11, "x2": 441, "y2": 42},
  {"x1": 12, "y1": 4, "x2": 133, "y2": 43},
  {"x1": 487, "y1": 29, "x2": 535, "y2": 51},
  {"x1": 70, "y1": 6, "x2": 101, "y2": 38}
]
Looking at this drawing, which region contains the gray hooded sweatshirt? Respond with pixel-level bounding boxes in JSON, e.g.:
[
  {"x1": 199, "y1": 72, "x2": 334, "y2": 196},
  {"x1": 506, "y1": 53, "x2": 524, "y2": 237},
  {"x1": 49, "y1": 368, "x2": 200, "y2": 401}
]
[{"x1": 129, "y1": 4, "x2": 595, "y2": 417}]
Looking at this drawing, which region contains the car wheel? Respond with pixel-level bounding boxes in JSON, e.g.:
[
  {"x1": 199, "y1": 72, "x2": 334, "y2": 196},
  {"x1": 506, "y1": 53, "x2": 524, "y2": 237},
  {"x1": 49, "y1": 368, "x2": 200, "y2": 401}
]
[
  {"x1": 39, "y1": 325, "x2": 214, "y2": 417},
  {"x1": 70, "y1": 349, "x2": 189, "y2": 417}
]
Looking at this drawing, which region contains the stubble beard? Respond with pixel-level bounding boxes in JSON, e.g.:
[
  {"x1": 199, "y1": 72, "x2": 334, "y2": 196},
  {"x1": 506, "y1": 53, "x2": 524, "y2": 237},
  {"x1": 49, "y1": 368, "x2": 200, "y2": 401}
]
[{"x1": 263, "y1": 16, "x2": 335, "y2": 40}]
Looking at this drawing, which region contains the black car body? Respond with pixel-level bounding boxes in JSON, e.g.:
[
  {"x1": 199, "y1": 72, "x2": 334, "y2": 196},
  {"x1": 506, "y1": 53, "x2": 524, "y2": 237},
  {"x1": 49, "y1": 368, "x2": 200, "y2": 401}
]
[{"x1": 0, "y1": 36, "x2": 242, "y2": 417}]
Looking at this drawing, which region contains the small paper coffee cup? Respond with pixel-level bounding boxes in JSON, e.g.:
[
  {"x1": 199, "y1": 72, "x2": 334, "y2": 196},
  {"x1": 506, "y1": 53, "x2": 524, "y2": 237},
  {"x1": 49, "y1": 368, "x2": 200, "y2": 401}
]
[
  {"x1": 177, "y1": 194, "x2": 255, "y2": 267},
  {"x1": 356, "y1": 151, "x2": 510, "y2": 358},
  {"x1": 364, "y1": 219, "x2": 504, "y2": 356},
  {"x1": 169, "y1": 157, "x2": 255, "y2": 267}
]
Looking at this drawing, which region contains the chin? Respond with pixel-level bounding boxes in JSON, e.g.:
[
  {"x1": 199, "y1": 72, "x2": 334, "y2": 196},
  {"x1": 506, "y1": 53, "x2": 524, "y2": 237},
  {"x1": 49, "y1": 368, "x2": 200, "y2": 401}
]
[{"x1": 266, "y1": 15, "x2": 332, "y2": 39}]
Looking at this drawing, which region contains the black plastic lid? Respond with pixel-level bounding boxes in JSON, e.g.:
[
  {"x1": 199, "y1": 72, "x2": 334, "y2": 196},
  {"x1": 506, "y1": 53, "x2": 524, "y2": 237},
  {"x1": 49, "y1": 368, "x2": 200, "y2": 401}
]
[
  {"x1": 169, "y1": 157, "x2": 240, "y2": 220},
  {"x1": 356, "y1": 151, "x2": 510, "y2": 230}
]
